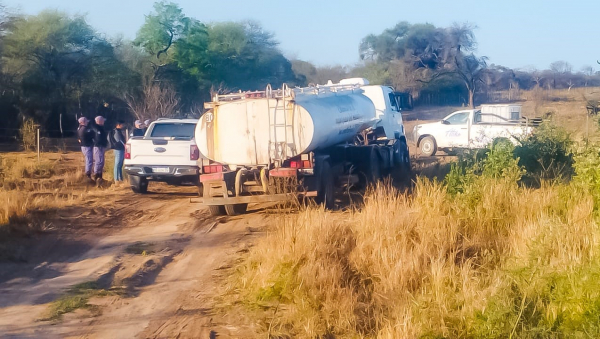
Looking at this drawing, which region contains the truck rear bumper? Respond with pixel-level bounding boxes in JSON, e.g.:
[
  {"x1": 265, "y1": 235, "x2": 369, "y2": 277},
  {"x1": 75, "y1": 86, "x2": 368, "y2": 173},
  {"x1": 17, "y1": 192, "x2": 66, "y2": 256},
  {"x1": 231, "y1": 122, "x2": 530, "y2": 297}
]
[{"x1": 124, "y1": 165, "x2": 199, "y2": 179}]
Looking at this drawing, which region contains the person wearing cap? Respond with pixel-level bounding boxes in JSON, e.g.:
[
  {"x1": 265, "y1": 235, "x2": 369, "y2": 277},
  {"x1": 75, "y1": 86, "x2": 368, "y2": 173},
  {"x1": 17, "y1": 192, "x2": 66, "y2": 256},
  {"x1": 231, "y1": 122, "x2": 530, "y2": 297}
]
[
  {"x1": 131, "y1": 120, "x2": 145, "y2": 137},
  {"x1": 77, "y1": 117, "x2": 94, "y2": 179},
  {"x1": 91, "y1": 116, "x2": 108, "y2": 184}
]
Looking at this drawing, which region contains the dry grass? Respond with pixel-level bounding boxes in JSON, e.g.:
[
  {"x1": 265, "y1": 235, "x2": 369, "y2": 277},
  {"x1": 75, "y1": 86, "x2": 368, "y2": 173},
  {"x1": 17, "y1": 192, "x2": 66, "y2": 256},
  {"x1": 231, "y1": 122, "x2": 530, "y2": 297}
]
[
  {"x1": 0, "y1": 152, "x2": 90, "y2": 231},
  {"x1": 224, "y1": 176, "x2": 600, "y2": 338}
]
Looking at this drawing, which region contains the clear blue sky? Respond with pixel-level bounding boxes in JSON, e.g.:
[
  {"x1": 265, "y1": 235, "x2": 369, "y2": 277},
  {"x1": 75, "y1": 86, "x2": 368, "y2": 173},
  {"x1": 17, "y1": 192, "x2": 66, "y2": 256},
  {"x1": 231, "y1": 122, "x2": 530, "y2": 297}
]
[{"x1": 5, "y1": 0, "x2": 600, "y2": 71}]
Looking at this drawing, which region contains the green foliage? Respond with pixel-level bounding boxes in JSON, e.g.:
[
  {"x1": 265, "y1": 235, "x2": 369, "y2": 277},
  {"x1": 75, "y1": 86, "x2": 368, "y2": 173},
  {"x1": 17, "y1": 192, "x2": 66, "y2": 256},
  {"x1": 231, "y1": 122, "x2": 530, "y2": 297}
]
[
  {"x1": 41, "y1": 281, "x2": 118, "y2": 321},
  {"x1": 3, "y1": 10, "x2": 137, "y2": 128},
  {"x1": 445, "y1": 143, "x2": 522, "y2": 196},
  {"x1": 514, "y1": 123, "x2": 574, "y2": 182},
  {"x1": 350, "y1": 62, "x2": 391, "y2": 85},
  {"x1": 573, "y1": 146, "x2": 600, "y2": 209},
  {"x1": 473, "y1": 259, "x2": 600, "y2": 338}
]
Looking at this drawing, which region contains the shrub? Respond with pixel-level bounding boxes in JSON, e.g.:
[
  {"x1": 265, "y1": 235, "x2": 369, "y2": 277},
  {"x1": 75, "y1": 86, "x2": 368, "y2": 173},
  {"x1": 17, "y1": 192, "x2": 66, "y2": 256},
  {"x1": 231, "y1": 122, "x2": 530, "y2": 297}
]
[
  {"x1": 445, "y1": 142, "x2": 522, "y2": 196},
  {"x1": 19, "y1": 118, "x2": 39, "y2": 151},
  {"x1": 514, "y1": 123, "x2": 574, "y2": 183},
  {"x1": 573, "y1": 146, "x2": 600, "y2": 210}
]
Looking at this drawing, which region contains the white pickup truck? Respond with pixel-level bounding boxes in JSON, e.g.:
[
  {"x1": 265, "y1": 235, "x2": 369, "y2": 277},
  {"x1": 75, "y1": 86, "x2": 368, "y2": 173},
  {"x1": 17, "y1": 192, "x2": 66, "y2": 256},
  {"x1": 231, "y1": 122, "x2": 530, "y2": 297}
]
[
  {"x1": 413, "y1": 105, "x2": 536, "y2": 156},
  {"x1": 124, "y1": 118, "x2": 201, "y2": 193}
]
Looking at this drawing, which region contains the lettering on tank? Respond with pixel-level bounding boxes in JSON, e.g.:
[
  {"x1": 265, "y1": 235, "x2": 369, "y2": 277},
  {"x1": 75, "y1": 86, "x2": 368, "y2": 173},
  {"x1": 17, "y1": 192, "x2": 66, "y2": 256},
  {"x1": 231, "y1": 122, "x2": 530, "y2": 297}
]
[
  {"x1": 338, "y1": 124, "x2": 360, "y2": 135},
  {"x1": 335, "y1": 114, "x2": 363, "y2": 124}
]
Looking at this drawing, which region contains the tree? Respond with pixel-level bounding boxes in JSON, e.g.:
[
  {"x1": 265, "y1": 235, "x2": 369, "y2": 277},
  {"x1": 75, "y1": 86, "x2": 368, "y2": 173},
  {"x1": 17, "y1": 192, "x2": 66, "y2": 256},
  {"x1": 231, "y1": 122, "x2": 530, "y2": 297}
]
[
  {"x1": 452, "y1": 53, "x2": 488, "y2": 107},
  {"x1": 125, "y1": 78, "x2": 179, "y2": 120},
  {"x1": 3, "y1": 10, "x2": 136, "y2": 133},
  {"x1": 204, "y1": 21, "x2": 297, "y2": 90}
]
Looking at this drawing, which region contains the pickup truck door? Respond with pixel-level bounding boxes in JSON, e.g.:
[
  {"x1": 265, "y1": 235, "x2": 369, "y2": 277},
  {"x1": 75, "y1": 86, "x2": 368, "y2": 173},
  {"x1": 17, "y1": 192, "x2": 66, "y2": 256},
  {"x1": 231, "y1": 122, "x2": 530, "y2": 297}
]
[{"x1": 438, "y1": 111, "x2": 470, "y2": 148}]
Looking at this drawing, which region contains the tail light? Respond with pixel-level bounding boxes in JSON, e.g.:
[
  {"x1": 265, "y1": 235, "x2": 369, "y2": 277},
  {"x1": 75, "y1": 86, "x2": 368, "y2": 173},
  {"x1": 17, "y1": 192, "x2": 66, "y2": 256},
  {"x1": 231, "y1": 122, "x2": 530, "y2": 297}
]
[
  {"x1": 289, "y1": 154, "x2": 312, "y2": 169},
  {"x1": 125, "y1": 144, "x2": 131, "y2": 159},
  {"x1": 203, "y1": 164, "x2": 223, "y2": 174},
  {"x1": 190, "y1": 145, "x2": 200, "y2": 160}
]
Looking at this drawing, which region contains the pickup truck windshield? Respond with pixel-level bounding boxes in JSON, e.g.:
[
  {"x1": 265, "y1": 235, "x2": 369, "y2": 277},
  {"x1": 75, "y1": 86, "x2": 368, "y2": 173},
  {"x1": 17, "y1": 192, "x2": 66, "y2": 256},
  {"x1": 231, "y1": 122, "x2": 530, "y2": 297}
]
[
  {"x1": 445, "y1": 112, "x2": 469, "y2": 125},
  {"x1": 150, "y1": 123, "x2": 196, "y2": 138}
]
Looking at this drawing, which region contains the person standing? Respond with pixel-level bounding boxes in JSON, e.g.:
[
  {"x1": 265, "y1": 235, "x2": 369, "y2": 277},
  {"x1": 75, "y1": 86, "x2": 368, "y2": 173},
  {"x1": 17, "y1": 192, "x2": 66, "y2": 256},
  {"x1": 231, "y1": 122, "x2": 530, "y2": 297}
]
[
  {"x1": 76, "y1": 117, "x2": 94, "y2": 180},
  {"x1": 92, "y1": 116, "x2": 108, "y2": 185},
  {"x1": 131, "y1": 120, "x2": 145, "y2": 137},
  {"x1": 110, "y1": 120, "x2": 127, "y2": 182}
]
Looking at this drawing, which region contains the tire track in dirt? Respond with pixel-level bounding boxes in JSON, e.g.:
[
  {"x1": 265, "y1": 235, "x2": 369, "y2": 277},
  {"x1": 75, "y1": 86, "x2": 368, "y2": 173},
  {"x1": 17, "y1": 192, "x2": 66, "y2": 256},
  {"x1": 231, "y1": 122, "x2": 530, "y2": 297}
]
[{"x1": 0, "y1": 184, "x2": 216, "y2": 338}]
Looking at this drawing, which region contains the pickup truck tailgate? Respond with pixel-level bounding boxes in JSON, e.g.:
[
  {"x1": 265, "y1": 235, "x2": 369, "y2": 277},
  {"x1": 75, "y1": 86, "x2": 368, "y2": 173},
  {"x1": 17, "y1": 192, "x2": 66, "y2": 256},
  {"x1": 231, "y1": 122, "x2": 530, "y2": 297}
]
[{"x1": 129, "y1": 139, "x2": 197, "y2": 166}]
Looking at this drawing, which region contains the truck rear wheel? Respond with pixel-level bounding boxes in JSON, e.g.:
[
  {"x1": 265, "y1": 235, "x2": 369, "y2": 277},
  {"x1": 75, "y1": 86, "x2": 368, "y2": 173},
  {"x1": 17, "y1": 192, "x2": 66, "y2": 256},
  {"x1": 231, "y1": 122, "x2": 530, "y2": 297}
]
[
  {"x1": 367, "y1": 148, "x2": 381, "y2": 183},
  {"x1": 316, "y1": 161, "x2": 334, "y2": 210},
  {"x1": 208, "y1": 205, "x2": 226, "y2": 216},
  {"x1": 398, "y1": 140, "x2": 411, "y2": 174},
  {"x1": 130, "y1": 175, "x2": 148, "y2": 194},
  {"x1": 225, "y1": 203, "x2": 248, "y2": 216},
  {"x1": 420, "y1": 136, "x2": 437, "y2": 157}
]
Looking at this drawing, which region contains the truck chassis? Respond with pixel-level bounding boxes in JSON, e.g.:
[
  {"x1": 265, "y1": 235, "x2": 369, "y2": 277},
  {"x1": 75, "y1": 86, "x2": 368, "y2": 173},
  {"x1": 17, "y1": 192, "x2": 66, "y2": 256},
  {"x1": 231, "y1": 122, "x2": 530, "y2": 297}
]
[{"x1": 200, "y1": 138, "x2": 410, "y2": 216}]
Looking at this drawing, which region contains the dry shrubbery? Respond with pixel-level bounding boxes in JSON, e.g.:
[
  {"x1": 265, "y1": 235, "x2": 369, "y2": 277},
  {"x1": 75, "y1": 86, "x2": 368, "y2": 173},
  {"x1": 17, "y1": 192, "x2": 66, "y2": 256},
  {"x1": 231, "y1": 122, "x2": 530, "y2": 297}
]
[{"x1": 225, "y1": 126, "x2": 600, "y2": 338}]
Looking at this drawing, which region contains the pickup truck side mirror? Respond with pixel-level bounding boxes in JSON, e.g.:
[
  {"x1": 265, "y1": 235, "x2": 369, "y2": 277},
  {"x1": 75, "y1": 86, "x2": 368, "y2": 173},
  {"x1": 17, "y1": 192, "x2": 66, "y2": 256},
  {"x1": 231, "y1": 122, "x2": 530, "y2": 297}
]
[{"x1": 441, "y1": 120, "x2": 450, "y2": 125}]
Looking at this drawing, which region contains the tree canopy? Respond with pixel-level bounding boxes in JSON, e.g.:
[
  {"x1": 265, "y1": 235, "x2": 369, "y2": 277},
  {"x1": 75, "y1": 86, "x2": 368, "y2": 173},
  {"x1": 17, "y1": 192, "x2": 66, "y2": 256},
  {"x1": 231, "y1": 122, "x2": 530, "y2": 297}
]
[{"x1": 0, "y1": 2, "x2": 598, "y2": 138}]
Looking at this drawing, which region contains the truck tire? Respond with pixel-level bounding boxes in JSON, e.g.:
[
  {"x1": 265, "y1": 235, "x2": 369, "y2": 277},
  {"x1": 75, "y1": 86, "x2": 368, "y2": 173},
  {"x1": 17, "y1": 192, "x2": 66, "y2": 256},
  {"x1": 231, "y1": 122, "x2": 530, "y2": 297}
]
[
  {"x1": 397, "y1": 140, "x2": 411, "y2": 174},
  {"x1": 316, "y1": 161, "x2": 334, "y2": 210},
  {"x1": 225, "y1": 203, "x2": 248, "y2": 216},
  {"x1": 367, "y1": 148, "x2": 381, "y2": 183},
  {"x1": 420, "y1": 136, "x2": 437, "y2": 157},
  {"x1": 208, "y1": 205, "x2": 226, "y2": 216},
  {"x1": 130, "y1": 175, "x2": 148, "y2": 194}
]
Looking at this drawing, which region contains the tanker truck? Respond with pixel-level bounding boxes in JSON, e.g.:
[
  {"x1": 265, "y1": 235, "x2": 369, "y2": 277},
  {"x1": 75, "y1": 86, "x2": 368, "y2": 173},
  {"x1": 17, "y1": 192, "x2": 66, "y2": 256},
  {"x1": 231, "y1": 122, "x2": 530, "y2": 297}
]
[{"x1": 196, "y1": 78, "x2": 411, "y2": 216}]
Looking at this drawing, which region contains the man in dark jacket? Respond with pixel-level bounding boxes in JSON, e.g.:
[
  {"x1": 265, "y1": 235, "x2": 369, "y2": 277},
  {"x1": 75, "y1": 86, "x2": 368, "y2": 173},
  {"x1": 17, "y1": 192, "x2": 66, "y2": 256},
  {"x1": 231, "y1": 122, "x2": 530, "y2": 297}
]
[
  {"x1": 77, "y1": 117, "x2": 94, "y2": 179},
  {"x1": 111, "y1": 121, "x2": 127, "y2": 182},
  {"x1": 92, "y1": 116, "x2": 108, "y2": 184}
]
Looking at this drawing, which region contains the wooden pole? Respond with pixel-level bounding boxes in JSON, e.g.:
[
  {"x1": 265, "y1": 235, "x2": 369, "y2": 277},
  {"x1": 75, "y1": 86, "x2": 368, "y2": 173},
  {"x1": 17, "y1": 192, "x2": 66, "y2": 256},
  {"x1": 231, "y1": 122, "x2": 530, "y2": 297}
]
[{"x1": 37, "y1": 128, "x2": 40, "y2": 162}]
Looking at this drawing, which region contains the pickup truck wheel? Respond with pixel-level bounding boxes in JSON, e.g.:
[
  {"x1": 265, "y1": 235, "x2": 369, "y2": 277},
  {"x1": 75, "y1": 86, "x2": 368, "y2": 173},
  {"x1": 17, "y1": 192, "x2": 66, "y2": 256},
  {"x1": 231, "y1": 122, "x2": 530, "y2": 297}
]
[
  {"x1": 420, "y1": 136, "x2": 437, "y2": 157},
  {"x1": 208, "y1": 205, "x2": 226, "y2": 216},
  {"x1": 225, "y1": 203, "x2": 248, "y2": 216},
  {"x1": 130, "y1": 175, "x2": 148, "y2": 194},
  {"x1": 316, "y1": 161, "x2": 335, "y2": 210}
]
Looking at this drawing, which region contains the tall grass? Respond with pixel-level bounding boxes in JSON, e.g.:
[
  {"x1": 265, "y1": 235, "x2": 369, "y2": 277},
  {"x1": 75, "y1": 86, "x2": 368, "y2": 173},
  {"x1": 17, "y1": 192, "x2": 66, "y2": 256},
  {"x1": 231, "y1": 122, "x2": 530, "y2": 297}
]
[
  {"x1": 0, "y1": 153, "x2": 82, "y2": 230},
  {"x1": 226, "y1": 178, "x2": 599, "y2": 338},
  {"x1": 224, "y1": 132, "x2": 600, "y2": 338}
]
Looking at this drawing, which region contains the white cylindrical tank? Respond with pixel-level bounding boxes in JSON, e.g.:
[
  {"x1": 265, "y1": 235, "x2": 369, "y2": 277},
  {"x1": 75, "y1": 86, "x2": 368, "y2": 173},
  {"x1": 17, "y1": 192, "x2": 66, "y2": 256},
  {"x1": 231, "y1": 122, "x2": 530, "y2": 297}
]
[{"x1": 196, "y1": 87, "x2": 377, "y2": 166}]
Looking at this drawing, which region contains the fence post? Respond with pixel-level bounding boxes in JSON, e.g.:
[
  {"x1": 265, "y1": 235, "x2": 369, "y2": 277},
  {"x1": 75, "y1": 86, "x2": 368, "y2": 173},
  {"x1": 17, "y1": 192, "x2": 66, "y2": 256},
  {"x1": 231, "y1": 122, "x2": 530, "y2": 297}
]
[{"x1": 37, "y1": 128, "x2": 40, "y2": 162}]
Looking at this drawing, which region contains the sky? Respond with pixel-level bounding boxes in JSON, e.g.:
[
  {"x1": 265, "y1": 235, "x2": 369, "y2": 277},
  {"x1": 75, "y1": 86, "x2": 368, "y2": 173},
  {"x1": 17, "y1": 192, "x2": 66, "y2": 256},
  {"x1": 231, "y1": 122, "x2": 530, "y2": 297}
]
[{"x1": 4, "y1": 0, "x2": 600, "y2": 72}]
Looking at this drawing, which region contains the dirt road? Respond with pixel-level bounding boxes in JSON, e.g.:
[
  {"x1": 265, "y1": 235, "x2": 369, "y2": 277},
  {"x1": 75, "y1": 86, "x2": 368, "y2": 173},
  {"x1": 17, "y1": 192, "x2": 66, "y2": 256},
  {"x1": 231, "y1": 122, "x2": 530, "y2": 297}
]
[{"x1": 0, "y1": 184, "x2": 262, "y2": 338}]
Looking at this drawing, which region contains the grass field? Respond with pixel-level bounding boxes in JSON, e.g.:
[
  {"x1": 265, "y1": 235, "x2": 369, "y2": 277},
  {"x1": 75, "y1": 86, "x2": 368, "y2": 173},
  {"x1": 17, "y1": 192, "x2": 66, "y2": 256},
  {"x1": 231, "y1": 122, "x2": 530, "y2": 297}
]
[
  {"x1": 0, "y1": 150, "x2": 122, "y2": 233},
  {"x1": 220, "y1": 88, "x2": 600, "y2": 338}
]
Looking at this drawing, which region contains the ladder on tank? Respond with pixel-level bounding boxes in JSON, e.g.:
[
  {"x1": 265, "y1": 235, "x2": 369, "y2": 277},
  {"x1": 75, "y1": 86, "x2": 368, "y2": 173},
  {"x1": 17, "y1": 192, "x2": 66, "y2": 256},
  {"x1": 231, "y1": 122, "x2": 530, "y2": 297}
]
[{"x1": 267, "y1": 84, "x2": 296, "y2": 163}]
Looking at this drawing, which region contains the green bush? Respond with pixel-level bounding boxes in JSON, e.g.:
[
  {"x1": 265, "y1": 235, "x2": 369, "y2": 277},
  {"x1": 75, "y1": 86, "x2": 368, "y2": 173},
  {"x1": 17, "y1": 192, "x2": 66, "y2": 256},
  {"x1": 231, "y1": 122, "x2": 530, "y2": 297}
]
[
  {"x1": 573, "y1": 146, "x2": 600, "y2": 210},
  {"x1": 514, "y1": 123, "x2": 574, "y2": 182},
  {"x1": 445, "y1": 142, "x2": 522, "y2": 196}
]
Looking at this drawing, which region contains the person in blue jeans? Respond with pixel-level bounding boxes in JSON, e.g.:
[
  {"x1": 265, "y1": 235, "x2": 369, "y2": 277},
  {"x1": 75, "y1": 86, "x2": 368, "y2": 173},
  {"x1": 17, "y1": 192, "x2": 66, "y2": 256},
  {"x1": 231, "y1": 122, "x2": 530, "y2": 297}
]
[
  {"x1": 111, "y1": 121, "x2": 127, "y2": 182},
  {"x1": 92, "y1": 116, "x2": 108, "y2": 185},
  {"x1": 76, "y1": 117, "x2": 94, "y2": 180}
]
